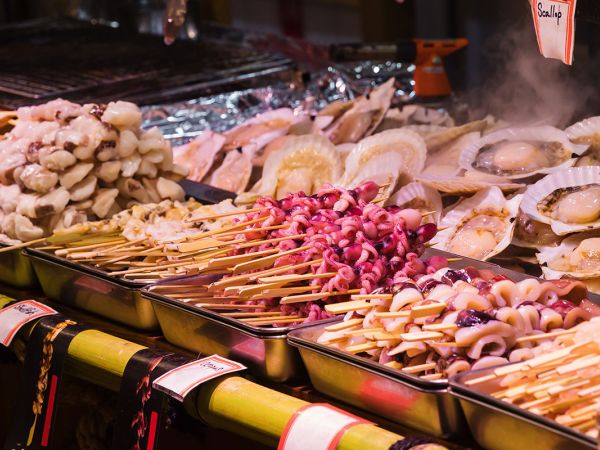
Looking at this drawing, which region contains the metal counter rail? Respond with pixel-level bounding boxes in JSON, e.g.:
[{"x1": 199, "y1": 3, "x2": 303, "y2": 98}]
[{"x1": 0, "y1": 297, "x2": 442, "y2": 450}]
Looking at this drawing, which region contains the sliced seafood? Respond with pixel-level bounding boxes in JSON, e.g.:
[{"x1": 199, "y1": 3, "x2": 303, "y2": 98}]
[
  {"x1": 537, "y1": 232, "x2": 600, "y2": 279},
  {"x1": 341, "y1": 129, "x2": 427, "y2": 198},
  {"x1": 258, "y1": 135, "x2": 341, "y2": 199},
  {"x1": 387, "y1": 182, "x2": 442, "y2": 224},
  {"x1": 327, "y1": 78, "x2": 395, "y2": 145},
  {"x1": 432, "y1": 186, "x2": 522, "y2": 260},
  {"x1": 173, "y1": 131, "x2": 225, "y2": 182},
  {"x1": 459, "y1": 126, "x2": 588, "y2": 179},
  {"x1": 520, "y1": 166, "x2": 600, "y2": 235},
  {"x1": 208, "y1": 149, "x2": 252, "y2": 194}
]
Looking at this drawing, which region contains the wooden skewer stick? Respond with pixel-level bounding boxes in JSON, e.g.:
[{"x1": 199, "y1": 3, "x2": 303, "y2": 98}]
[
  {"x1": 345, "y1": 342, "x2": 379, "y2": 354},
  {"x1": 196, "y1": 303, "x2": 267, "y2": 310},
  {"x1": 324, "y1": 300, "x2": 371, "y2": 314},
  {"x1": 0, "y1": 237, "x2": 47, "y2": 253},
  {"x1": 261, "y1": 285, "x2": 320, "y2": 297},
  {"x1": 186, "y1": 207, "x2": 264, "y2": 223},
  {"x1": 232, "y1": 245, "x2": 312, "y2": 274},
  {"x1": 420, "y1": 373, "x2": 443, "y2": 380},
  {"x1": 421, "y1": 211, "x2": 436, "y2": 218},
  {"x1": 55, "y1": 238, "x2": 128, "y2": 256},
  {"x1": 401, "y1": 362, "x2": 437, "y2": 374},
  {"x1": 374, "y1": 311, "x2": 410, "y2": 318},
  {"x1": 258, "y1": 271, "x2": 335, "y2": 285},
  {"x1": 206, "y1": 248, "x2": 280, "y2": 269},
  {"x1": 280, "y1": 289, "x2": 360, "y2": 305},
  {"x1": 221, "y1": 311, "x2": 283, "y2": 318},
  {"x1": 344, "y1": 328, "x2": 384, "y2": 336},
  {"x1": 246, "y1": 317, "x2": 307, "y2": 326},
  {"x1": 324, "y1": 319, "x2": 363, "y2": 332},
  {"x1": 515, "y1": 329, "x2": 577, "y2": 344},
  {"x1": 422, "y1": 323, "x2": 458, "y2": 332},
  {"x1": 384, "y1": 361, "x2": 403, "y2": 370},
  {"x1": 215, "y1": 223, "x2": 289, "y2": 238},
  {"x1": 234, "y1": 233, "x2": 307, "y2": 250},
  {"x1": 399, "y1": 331, "x2": 444, "y2": 342},
  {"x1": 242, "y1": 314, "x2": 300, "y2": 323},
  {"x1": 410, "y1": 302, "x2": 446, "y2": 319},
  {"x1": 248, "y1": 258, "x2": 323, "y2": 281},
  {"x1": 351, "y1": 294, "x2": 393, "y2": 300},
  {"x1": 174, "y1": 217, "x2": 266, "y2": 248}
]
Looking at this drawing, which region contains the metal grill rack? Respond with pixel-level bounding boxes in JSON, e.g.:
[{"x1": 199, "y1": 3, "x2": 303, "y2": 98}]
[{"x1": 0, "y1": 18, "x2": 295, "y2": 108}]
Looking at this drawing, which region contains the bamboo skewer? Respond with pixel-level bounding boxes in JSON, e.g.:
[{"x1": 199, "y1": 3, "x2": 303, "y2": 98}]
[
  {"x1": 280, "y1": 289, "x2": 360, "y2": 305},
  {"x1": 186, "y1": 206, "x2": 264, "y2": 223}
]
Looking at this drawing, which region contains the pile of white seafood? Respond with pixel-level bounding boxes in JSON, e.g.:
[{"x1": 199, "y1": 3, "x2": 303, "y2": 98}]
[{"x1": 0, "y1": 99, "x2": 188, "y2": 243}]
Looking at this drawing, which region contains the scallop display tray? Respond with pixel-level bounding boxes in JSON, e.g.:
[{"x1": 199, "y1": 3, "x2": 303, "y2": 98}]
[
  {"x1": 451, "y1": 367, "x2": 596, "y2": 450},
  {"x1": 287, "y1": 320, "x2": 466, "y2": 438},
  {"x1": 26, "y1": 248, "x2": 157, "y2": 330},
  {"x1": 0, "y1": 244, "x2": 37, "y2": 289},
  {"x1": 143, "y1": 281, "x2": 308, "y2": 382}
]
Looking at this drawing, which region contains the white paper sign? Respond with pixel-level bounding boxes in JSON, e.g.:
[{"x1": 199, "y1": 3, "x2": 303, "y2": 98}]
[
  {"x1": 531, "y1": 0, "x2": 577, "y2": 65},
  {"x1": 0, "y1": 300, "x2": 57, "y2": 346},
  {"x1": 278, "y1": 404, "x2": 372, "y2": 450},
  {"x1": 152, "y1": 354, "x2": 246, "y2": 401}
]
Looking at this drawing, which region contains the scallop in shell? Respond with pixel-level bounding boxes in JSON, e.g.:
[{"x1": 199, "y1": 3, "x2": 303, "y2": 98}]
[
  {"x1": 537, "y1": 232, "x2": 600, "y2": 279},
  {"x1": 341, "y1": 129, "x2": 427, "y2": 199},
  {"x1": 459, "y1": 126, "x2": 587, "y2": 179},
  {"x1": 432, "y1": 186, "x2": 522, "y2": 261},
  {"x1": 520, "y1": 166, "x2": 600, "y2": 235},
  {"x1": 565, "y1": 116, "x2": 600, "y2": 167},
  {"x1": 387, "y1": 182, "x2": 442, "y2": 225},
  {"x1": 259, "y1": 134, "x2": 342, "y2": 199}
]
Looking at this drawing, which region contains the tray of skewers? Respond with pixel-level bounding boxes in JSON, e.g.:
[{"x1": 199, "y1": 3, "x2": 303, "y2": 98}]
[
  {"x1": 24, "y1": 197, "x2": 243, "y2": 329},
  {"x1": 287, "y1": 261, "x2": 600, "y2": 438},
  {"x1": 139, "y1": 181, "x2": 441, "y2": 381},
  {"x1": 450, "y1": 317, "x2": 600, "y2": 450}
]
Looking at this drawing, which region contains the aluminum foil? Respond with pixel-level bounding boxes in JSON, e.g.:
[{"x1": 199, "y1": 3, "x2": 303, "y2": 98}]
[{"x1": 142, "y1": 64, "x2": 414, "y2": 146}]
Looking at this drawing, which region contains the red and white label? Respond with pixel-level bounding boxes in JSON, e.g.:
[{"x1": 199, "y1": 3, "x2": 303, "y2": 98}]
[
  {"x1": 0, "y1": 300, "x2": 57, "y2": 346},
  {"x1": 531, "y1": 0, "x2": 577, "y2": 65},
  {"x1": 278, "y1": 404, "x2": 372, "y2": 450},
  {"x1": 152, "y1": 354, "x2": 246, "y2": 401}
]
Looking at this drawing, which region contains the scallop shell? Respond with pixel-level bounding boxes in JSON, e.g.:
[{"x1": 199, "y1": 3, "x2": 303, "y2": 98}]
[
  {"x1": 260, "y1": 134, "x2": 341, "y2": 199},
  {"x1": 565, "y1": 116, "x2": 600, "y2": 145},
  {"x1": 459, "y1": 126, "x2": 588, "y2": 179},
  {"x1": 537, "y1": 232, "x2": 600, "y2": 279},
  {"x1": 520, "y1": 166, "x2": 600, "y2": 235},
  {"x1": 432, "y1": 186, "x2": 522, "y2": 261},
  {"x1": 421, "y1": 131, "x2": 482, "y2": 177},
  {"x1": 408, "y1": 119, "x2": 488, "y2": 152},
  {"x1": 387, "y1": 182, "x2": 442, "y2": 224},
  {"x1": 416, "y1": 173, "x2": 524, "y2": 195},
  {"x1": 341, "y1": 129, "x2": 427, "y2": 198}
]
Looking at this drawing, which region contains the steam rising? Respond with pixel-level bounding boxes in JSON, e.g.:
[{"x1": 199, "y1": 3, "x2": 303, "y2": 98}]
[{"x1": 464, "y1": 19, "x2": 597, "y2": 128}]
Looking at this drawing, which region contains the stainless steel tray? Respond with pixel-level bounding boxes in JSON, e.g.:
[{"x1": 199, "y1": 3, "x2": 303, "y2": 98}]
[
  {"x1": 26, "y1": 248, "x2": 158, "y2": 330},
  {"x1": 0, "y1": 245, "x2": 37, "y2": 289},
  {"x1": 450, "y1": 367, "x2": 596, "y2": 450},
  {"x1": 143, "y1": 277, "x2": 308, "y2": 382},
  {"x1": 287, "y1": 321, "x2": 466, "y2": 438}
]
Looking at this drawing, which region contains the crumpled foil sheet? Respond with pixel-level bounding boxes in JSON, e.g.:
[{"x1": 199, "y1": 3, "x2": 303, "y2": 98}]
[{"x1": 142, "y1": 64, "x2": 415, "y2": 146}]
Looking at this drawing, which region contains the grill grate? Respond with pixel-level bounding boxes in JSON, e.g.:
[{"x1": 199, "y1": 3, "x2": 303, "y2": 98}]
[{"x1": 0, "y1": 18, "x2": 295, "y2": 108}]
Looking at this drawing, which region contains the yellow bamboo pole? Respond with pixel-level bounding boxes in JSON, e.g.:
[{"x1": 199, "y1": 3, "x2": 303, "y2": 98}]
[{"x1": 1, "y1": 297, "x2": 443, "y2": 450}]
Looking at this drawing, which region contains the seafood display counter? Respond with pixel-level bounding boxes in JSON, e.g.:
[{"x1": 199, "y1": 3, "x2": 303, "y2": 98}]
[{"x1": 2, "y1": 75, "x2": 600, "y2": 450}]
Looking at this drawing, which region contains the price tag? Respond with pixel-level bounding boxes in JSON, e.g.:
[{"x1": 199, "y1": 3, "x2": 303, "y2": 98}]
[
  {"x1": 531, "y1": 0, "x2": 577, "y2": 65},
  {"x1": 152, "y1": 354, "x2": 246, "y2": 401},
  {"x1": 0, "y1": 300, "x2": 57, "y2": 346},
  {"x1": 278, "y1": 404, "x2": 373, "y2": 450}
]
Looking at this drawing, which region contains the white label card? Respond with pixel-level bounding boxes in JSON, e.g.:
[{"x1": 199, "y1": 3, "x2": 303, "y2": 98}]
[
  {"x1": 0, "y1": 300, "x2": 57, "y2": 346},
  {"x1": 278, "y1": 404, "x2": 372, "y2": 450},
  {"x1": 531, "y1": 0, "x2": 577, "y2": 65},
  {"x1": 152, "y1": 354, "x2": 246, "y2": 401}
]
